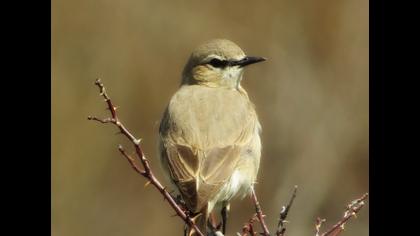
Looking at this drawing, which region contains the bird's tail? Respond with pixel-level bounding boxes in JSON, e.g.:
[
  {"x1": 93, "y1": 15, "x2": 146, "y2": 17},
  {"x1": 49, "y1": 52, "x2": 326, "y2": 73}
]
[{"x1": 187, "y1": 209, "x2": 208, "y2": 236}]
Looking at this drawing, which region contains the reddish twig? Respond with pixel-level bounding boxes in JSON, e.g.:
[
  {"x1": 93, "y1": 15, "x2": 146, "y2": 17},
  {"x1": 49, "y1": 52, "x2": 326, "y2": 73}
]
[
  {"x1": 316, "y1": 193, "x2": 368, "y2": 236},
  {"x1": 276, "y1": 186, "x2": 298, "y2": 236},
  {"x1": 240, "y1": 214, "x2": 258, "y2": 236},
  {"x1": 118, "y1": 145, "x2": 146, "y2": 176},
  {"x1": 250, "y1": 188, "x2": 271, "y2": 236},
  {"x1": 88, "y1": 78, "x2": 204, "y2": 236},
  {"x1": 315, "y1": 217, "x2": 326, "y2": 236}
]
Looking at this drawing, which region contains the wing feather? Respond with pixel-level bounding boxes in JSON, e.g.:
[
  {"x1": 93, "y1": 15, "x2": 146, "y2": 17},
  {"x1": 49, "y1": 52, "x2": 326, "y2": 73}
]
[{"x1": 159, "y1": 85, "x2": 259, "y2": 212}]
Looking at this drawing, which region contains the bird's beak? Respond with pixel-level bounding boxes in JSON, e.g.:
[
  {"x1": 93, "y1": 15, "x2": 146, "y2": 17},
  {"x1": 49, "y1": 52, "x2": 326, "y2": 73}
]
[{"x1": 230, "y1": 56, "x2": 266, "y2": 68}]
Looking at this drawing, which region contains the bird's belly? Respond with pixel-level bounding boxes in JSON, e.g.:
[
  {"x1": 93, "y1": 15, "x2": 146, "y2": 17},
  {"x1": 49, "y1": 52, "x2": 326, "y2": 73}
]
[
  {"x1": 222, "y1": 169, "x2": 253, "y2": 199},
  {"x1": 214, "y1": 154, "x2": 258, "y2": 201},
  {"x1": 207, "y1": 123, "x2": 261, "y2": 213},
  {"x1": 206, "y1": 167, "x2": 254, "y2": 213}
]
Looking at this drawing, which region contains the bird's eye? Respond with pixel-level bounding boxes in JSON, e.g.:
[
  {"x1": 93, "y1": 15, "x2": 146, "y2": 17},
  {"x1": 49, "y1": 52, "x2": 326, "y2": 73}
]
[{"x1": 208, "y1": 58, "x2": 228, "y2": 68}]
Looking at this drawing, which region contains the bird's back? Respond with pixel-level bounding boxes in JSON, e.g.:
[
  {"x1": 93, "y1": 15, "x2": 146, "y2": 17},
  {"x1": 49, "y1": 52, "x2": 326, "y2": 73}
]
[{"x1": 159, "y1": 85, "x2": 261, "y2": 212}]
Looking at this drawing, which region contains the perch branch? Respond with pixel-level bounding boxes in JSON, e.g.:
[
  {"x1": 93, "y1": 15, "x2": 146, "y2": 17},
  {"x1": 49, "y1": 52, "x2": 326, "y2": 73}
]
[
  {"x1": 250, "y1": 187, "x2": 271, "y2": 236},
  {"x1": 240, "y1": 214, "x2": 258, "y2": 236},
  {"x1": 316, "y1": 193, "x2": 368, "y2": 236},
  {"x1": 276, "y1": 186, "x2": 298, "y2": 236},
  {"x1": 88, "y1": 78, "x2": 204, "y2": 236}
]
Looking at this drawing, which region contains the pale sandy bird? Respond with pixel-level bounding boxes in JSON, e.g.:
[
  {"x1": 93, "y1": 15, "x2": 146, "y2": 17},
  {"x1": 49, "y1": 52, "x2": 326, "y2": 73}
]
[{"x1": 159, "y1": 39, "x2": 265, "y2": 235}]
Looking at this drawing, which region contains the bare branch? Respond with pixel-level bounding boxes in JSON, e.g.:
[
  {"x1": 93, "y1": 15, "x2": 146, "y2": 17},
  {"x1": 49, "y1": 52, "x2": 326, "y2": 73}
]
[
  {"x1": 276, "y1": 186, "x2": 298, "y2": 236},
  {"x1": 250, "y1": 188, "x2": 271, "y2": 236},
  {"x1": 239, "y1": 214, "x2": 258, "y2": 236},
  {"x1": 118, "y1": 145, "x2": 146, "y2": 177},
  {"x1": 88, "y1": 78, "x2": 204, "y2": 236},
  {"x1": 316, "y1": 193, "x2": 368, "y2": 236},
  {"x1": 86, "y1": 116, "x2": 115, "y2": 124},
  {"x1": 315, "y1": 217, "x2": 326, "y2": 236}
]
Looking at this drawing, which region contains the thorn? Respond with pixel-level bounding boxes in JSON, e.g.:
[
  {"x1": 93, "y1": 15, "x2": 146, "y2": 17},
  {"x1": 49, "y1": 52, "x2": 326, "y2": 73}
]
[
  {"x1": 144, "y1": 180, "x2": 151, "y2": 188},
  {"x1": 134, "y1": 138, "x2": 142, "y2": 145},
  {"x1": 279, "y1": 206, "x2": 286, "y2": 214},
  {"x1": 343, "y1": 211, "x2": 349, "y2": 218}
]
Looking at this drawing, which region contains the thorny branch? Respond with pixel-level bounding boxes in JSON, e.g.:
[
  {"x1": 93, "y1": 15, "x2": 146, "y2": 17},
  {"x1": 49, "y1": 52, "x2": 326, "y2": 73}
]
[
  {"x1": 250, "y1": 188, "x2": 271, "y2": 236},
  {"x1": 240, "y1": 214, "x2": 258, "y2": 236},
  {"x1": 243, "y1": 186, "x2": 297, "y2": 236},
  {"x1": 276, "y1": 186, "x2": 298, "y2": 236},
  {"x1": 315, "y1": 193, "x2": 368, "y2": 236},
  {"x1": 243, "y1": 188, "x2": 367, "y2": 236},
  {"x1": 88, "y1": 78, "x2": 204, "y2": 236},
  {"x1": 315, "y1": 218, "x2": 327, "y2": 236}
]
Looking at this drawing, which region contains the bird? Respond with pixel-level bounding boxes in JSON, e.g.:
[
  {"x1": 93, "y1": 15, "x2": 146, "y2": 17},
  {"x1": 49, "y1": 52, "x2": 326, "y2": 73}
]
[{"x1": 158, "y1": 39, "x2": 265, "y2": 236}]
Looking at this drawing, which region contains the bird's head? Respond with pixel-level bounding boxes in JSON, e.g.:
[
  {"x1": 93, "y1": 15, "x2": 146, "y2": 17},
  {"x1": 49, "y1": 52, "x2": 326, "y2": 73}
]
[{"x1": 182, "y1": 39, "x2": 266, "y2": 88}]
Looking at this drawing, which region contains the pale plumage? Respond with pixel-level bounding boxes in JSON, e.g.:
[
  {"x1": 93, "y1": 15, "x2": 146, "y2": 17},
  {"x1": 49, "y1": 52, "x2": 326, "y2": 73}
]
[{"x1": 159, "y1": 39, "x2": 264, "y2": 235}]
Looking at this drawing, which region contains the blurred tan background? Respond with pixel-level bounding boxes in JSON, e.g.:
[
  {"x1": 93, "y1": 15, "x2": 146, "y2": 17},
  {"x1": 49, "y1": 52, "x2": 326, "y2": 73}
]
[{"x1": 52, "y1": 0, "x2": 368, "y2": 235}]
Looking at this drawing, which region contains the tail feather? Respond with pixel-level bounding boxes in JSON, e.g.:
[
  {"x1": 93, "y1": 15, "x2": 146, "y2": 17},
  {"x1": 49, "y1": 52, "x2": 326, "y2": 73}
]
[{"x1": 187, "y1": 208, "x2": 208, "y2": 236}]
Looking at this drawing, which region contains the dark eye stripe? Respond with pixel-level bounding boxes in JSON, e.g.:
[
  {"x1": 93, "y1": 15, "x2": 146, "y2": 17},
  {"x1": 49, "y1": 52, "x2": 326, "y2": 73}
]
[{"x1": 208, "y1": 58, "x2": 228, "y2": 68}]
